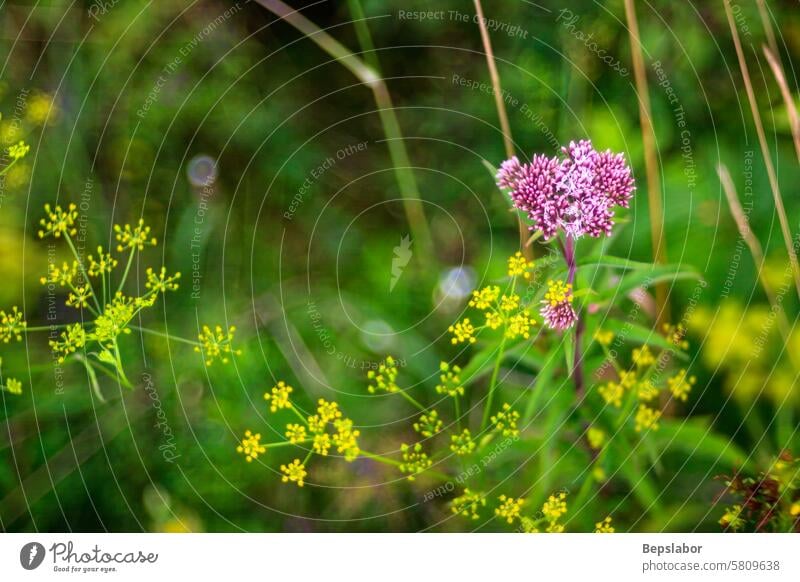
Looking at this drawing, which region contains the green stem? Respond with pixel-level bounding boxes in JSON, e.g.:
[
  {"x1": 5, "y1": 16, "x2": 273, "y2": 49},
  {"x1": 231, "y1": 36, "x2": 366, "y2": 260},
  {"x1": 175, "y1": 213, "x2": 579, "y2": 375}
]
[
  {"x1": 64, "y1": 233, "x2": 102, "y2": 312},
  {"x1": 116, "y1": 247, "x2": 136, "y2": 296},
  {"x1": 130, "y1": 325, "x2": 202, "y2": 347},
  {"x1": 481, "y1": 337, "x2": 507, "y2": 431},
  {"x1": 399, "y1": 389, "x2": 426, "y2": 412}
]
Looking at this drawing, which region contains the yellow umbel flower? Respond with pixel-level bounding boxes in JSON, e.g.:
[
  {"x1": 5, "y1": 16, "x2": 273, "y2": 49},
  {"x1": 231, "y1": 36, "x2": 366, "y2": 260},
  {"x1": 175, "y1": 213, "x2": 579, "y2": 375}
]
[
  {"x1": 316, "y1": 399, "x2": 342, "y2": 423},
  {"x1": 114, "y1": 219, "x2": 157, "y2": 252},
  {"x1": 332, "y1": 418, "x2": 360, "y2": 461},
  {"x1": 285, "y1": 423, "x2": 307, "y2": 444},
  {"x1": 146, "y1": 267, "x2": 181, "y2": 293},
  {"x1": 264, "y1": 381, "x2": 293, "y2": 412},
  {"x1": 544, "y1": 280, "x2": 572, "y2": 307},
  {"x1": 594, "y1": 516, "x2": 615, "y2": 533},
  {"x1": 87, "y1": 246, "x2": 118, "y2": 277},
  {"x1": 484, "y1": 311, "x2": 503, "y2": 330},
  {"x1": 594, "y1": 329, "x2": 614, "y2": 346},
  {"x1": 38, "y1": 203, "x2": 78, "y2": 238},
  {"x1": 587, "y1": 427, "x2": 605, "y2": 450},
  {"x1": 93, "y1": 293, "x2": 135, "y2": 344},
  {"x1": 413, "y1": 409, "x2": 442, "y2": 437},
  {"x1": 65, "y1": 286, "x2": 93, "y2": 309},
  {"x1": 520, "y1": 516, "x2": 539, "y2": 533},
  {"x1": 598, "y1": 381, "x2": 624, "y2": 407},
  {"x1": 312, "y1": 432, "x2": 331, "y2": 455},
  {"x1": 491, "y1": 403, "x2": 520, "y2": 437},
  {"x1": 435, "y1": 362, "x2": 464, "y2": 398},
  {"x1": 450, "y1": 428, "x2": 476, "y2": 455},
  {"x1": 399, "y1": 443, "x2": 431, "y2": 480},
  {"x1": 49, "y1": 323, "x2": 86, "y2": 363},
  {"x1": 790, "y1": 503, "x2": 800, "y2": 517},
  {"x1": 619, "y1": 369, "x2": 637, "y2": 389},
  {"x1": 507, "y1": 251, "x2": 534, "y2": 279},
  {"x1": 719, "y1": 504, "x2": 744, "y2": 530},
  {"x1": 26, "y1": 92, "x2": 58, "y2": 126},
  {"x1": 468, "y1": 285, "x2": 500, "y2": 310},
  {"x1": 40, "y1": 261, "x2": 79, "y2": 286},
  {"x1": 632, "y1": 345, "x2": 655, "y2": 369},
  {"x1": 667, "y1": 369, "x2": 696, "y2": 402},
  {"x1": 451, "y1": 489, "x2": 486, "y2": 520},
  {"x1": 505, "y1": 310, "x2": 535, "y2": 340},
  {"x1": 542, "y1": 492, "x2": 567, "y2": 522},
  {"x1": 499, "y1": 293, "x2": 520, "y2": 313},
  {"x1": 236, "y1": 430, "x2": 265, "y2": 462},
  {"x1": 7, "y1": 140, "x2": 29, "y2": 160},
  {"x1": 495, "y1": 495, "x2": 524, "y2": 524},
  {"x1": 0, "y1": 306, "x2": 27, "y2": 343},
  {"x1": 367, "y1": 356, "x2": 399, "y2": 393},
  {"x1": 448, "y1": 318, "x2": 477, "y2": 345},
  {"x1": 195, "y1": 324, "x2": 240, "y2": 366},
  {"x1": 634, "y1": 404, "x2": 661, "y2": 432},
  {"x1": 3, "y1": 378, "x2": 22, "y2": 395},
  {"x1": 307, "y1": 414, "x2": 326, "y2": 435},
  {"x1": 280, "y1": 459, "x2": 307, "y2": 486},
  {"x1": 663, "y1": 322, "x2": 689, "y2": 350},
  {"x1": 637, "y1": 379, "x2": 659, "y2": 402}
]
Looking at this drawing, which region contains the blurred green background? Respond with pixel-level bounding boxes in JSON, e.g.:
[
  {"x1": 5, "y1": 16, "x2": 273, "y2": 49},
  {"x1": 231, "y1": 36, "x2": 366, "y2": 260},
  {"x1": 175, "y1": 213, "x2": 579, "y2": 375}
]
[{"x1": 0, "y1": 0, "x2": 799, "y2": 532}]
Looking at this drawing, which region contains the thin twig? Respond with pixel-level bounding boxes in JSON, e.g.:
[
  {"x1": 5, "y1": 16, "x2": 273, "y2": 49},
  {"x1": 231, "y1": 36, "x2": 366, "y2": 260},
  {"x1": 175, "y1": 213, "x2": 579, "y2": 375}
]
[
  {"x1": 762, "y1": 45, "x2": 800, "y2": 164},
  {"x1": 473, "y1": 0, "x2": 531, "y2": 260},
  {"x1": 724, "y1": 0, "x2": 800, "y2": 300},
  {"x1": 254, "y1": 0, "x2": 433, "y2": 258},
  {"x1": 756, "y1": 0, "x2": 779, "y2": 59},
  {"x1": 623, "y1": 0, "x2": 669, "y2": 327}
]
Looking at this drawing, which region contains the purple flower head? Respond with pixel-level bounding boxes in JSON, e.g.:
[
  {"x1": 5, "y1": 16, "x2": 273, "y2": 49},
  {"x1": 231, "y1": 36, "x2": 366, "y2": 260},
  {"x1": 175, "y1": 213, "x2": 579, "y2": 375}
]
[
  {"x1": 540, "y1": 280, "x2": 577, "y2": 331},
  {"x1": 495, "y1": 140, "x2": 635, "y2": 240}
]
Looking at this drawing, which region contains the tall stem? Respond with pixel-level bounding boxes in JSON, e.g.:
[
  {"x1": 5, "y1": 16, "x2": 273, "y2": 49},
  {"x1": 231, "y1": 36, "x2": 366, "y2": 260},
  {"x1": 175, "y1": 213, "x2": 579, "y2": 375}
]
[
  {"x1": 481, "y1": 336, "x2": 507, "y2": 431},
  {"x1": 565, "y1": 235, "x2": 584, "y2": 399}
]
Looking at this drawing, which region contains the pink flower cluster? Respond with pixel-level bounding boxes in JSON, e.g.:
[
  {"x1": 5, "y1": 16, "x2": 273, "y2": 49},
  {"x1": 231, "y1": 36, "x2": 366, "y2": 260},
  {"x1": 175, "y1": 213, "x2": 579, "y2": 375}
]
[{"x1": 496, "y1": 140, "x2": 635, "y2": 240}]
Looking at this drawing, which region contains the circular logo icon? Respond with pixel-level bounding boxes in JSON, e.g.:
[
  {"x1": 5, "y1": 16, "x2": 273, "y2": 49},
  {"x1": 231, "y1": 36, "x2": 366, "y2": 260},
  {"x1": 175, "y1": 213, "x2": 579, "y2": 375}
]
[{"x1": 19, "y1": 542, "x2": 45, "y2": 570}]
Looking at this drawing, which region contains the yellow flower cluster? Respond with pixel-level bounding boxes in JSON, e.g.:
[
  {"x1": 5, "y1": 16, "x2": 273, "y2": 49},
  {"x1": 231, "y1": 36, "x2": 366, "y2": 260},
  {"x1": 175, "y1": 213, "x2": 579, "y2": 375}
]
[
  {"x1": 195, "y1": 324, "x2": 241, "y2": 366},
  {"x1": 634, "y1": 404, "x2": 661, "y2": 432},
  {"x1": 435, "y1": 362, "x2": 464, "y2": 398},
  {"x1": 495, "y1": 494, "x2": 524, "y2": 524},
  {"x1": 0, "y1": 307, "x2": 27, "y2": 343},
  {"x1": 507, "y1": 251, "x2": 534, "y2": 279},
  {"x1": 50, "y1": 324, "x2": 86, "y2": 363},
  {"x1": 543, "y1": 280, "x2": 572, "y2": 307},
  {"x1": 540, "y1": 491, "x2": 568, "y2": 532},
  {"x1": 718, "y1": 504, "x2": 744, "y2": 530},
  {"x1": 490, "y1": 403, "x2": 520, "y2": 437},
  {"x1": 280, "y1": 459, "x2": 307, "y2": 487},
  {"x1": 40, "y1": 261, "x2": 78, "y2": 286},
  {"x1": 65, "y1": 286, "x2": 93, "y2": 309},
  {"x1": 663, "y1": 322, "x2": 689, "y2": 350},
  {"x1": 587, "y1": 427, "x2": 605, "y2": 449},
  {"x1": 264, "y1": 381, "x2": 293, "y2": 412},
  {"x1": 594, "y1": 329, "x2": 614, "y2": 346},
  {"x1": 667, "y1": 369, "x2": 696, "y2": 402},
  {"x1": 38, "y1": 203, "x2": 78, "y2": 238},
  {"x1": 236, "y1": 430, "x2": 266, "y2": 462},
  {"x1": 598, "y1": 380, "x2": 625, "y2": 407},
  {"x1": 0, "y1": 360, "x2": 23, "y2": 396},
  {"x1": 448, "y1": 318, "x2": 477, "y2": 345},
  {"x1": 146, "y1": 267, "x2": 181, "y2": 293},
  {"x1": 413, "y1": 409, "x2": 443, "y2": 437},
  {"x1": 367, "y1": 356, "x2": 399, "y2": 393},
  {"x1": 450, "y1": 428, "x2": 476, "y2": 455},
  {"x1": 451, "y1": 489, "x2": 486, "y2": 520},
  {"x1": 285, "y1": 423, "x2": 306, "y2": 443},
  {"x1": 27, "y1": 92, "x2": 58, "y2": 126},
  {"x1": 87, "y1": 246, "x2": 118, "y2": 277},
  {"x1": 7, "y1": 140, "x2": 29, "y2": 160},
  {"x1": 594, "y1": 516, "x2": 615, "y2": 533},
  {"x1": 632, "y1": 345, "x2": 655, "y2": 369},
  {"x1": 114, "y1": 219, "x2": 157, "y2": 252},
  {"x1": 399, "y1": 443, "x2": 432, "y2": 480}
]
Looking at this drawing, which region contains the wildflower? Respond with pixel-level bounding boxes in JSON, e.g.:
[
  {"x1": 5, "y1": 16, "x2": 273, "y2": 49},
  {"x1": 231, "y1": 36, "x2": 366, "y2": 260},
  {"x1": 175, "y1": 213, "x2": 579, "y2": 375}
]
[
  {"x1": 594, "y1": 516, "x2": 615, "y2": 533},
  {"x1": 413, "y1": 409, "x2": 443, "y2": 437},
  {"x1": 450, "y1": 428, "x2": 476, "y2": 455},
  {"x1": 790, "y1": 503, "x2": 800, "y2": 517},
  {"x1": 592, "y1": 466, "x2": 607, "y2": 482},
  {"x1": 312, "y1": 432, "x2": 331, "y2": 455},
  {"x1": 667, "y1": 369, "x2": 696, "y2": 402},
  {"x1": 449, "y1": 318, "x2": 477, "y2": 345},
  {"x1": 367, "y1": 356, "x2": 399, "y2": 393},
  {"x1": 195, "y1": 324, "x2": 240, "y2": 366},
  {"x1": 632, "y1": 345, "x2": 655, "y2": 369},
  {"x1": 26, "y1": 92, "x2": 58, "y2": 125},
  {"x1": 65, "y1": 286, "x2": 93, "y2": 309},
  {"x1": 491, "y1": 403, "x2": 520, "y2": 437},
  {"x1": 146, "y1": 267, "x2": 181, "y2": 293},
  {"x1": 505, "y1": 310, "x2": 534, "y2": 340},
  {"x1": 485, "y1": 311, "x2": 503, "y2": 330},
  {"x1": 542, "y1": 491, "x2": 567, "y2": 522},
  {"x1": 540, "y1": 280, "x2": 577, "y2": 331},
  {"x1": 435, "y1": 362, "x2": 464, "y2": 398},
  {"x1": 495, "y1": 495, "x2": 524, "y2": 524},
  {"x1": 316, "y1": 399, "x2": 342, "y2": 423},
  {"x1": 634, "y1": 404, "x2": 661, "y2": 432},
  {"x1": 114, "y1": 219, "x2": 156, "y2": 252},
  {"x1": 87, "y1": 247, "x2": 118, "y2": 276},
  {"x1": 40, "y1": 261, "x2": 78, "y2": 286},
  {"x1": 637, "y1": 379, "x2": 659, "y2": 402},
  {"x1": 496, "y1": 140, "x2": 635, "y2": 240},
  {"x1": 285, "y1": 423, "x2": 307, "y2": 444},
  {"x1": 38, "y1": 203, "x2": 78, "y2": 238},
  {"x1": 0, "y1": 306, "x2": 27, "y2": 343},
  {"x1": 507, "y1": 251, "x2": 534, "y2": 279},
  {"x1": 93, "y1": 293, "x2": 135, "y2": 344},
  {"x1": 264, "y1": 381, "x2": 293, "y2": 412},
  {"x1": 399, "y1": 443, "x2": 432, "y2": 480},
  {"x1": 468, "y1": 285, "x2": 500, "y2": 310},
  {"x1": 3, "y1": 378, "x2": 22, "y2": 395},
  {"x1": 663, "y1": 322, "x2": 689, "y2": 350},
  {"x1": 719, "y1": 505, "x2": 744, "y2": 530},
  {"x1": 499, "y1": 293, "x2": 520, "y2": 312},
  {"x1": 520, "y1": 516, "x2": 539, "y2": 533},
  {"x1": 49, "y1": 324, "x2": 86, "y2": 363},
  {"x1": 7, "y1": 140, "x2": 29, "y2": 160},
  {"x1": 451, "y1": 489, "x2": 486, "y2": 520},
  {"x1": 332, "y1": 418, "x2": 360, "y2": 461},
  {"x1": 236, "y1": 430, "x2": 265, "y2": 462},
  {"x1": 280, "y1": 459, "x2": 307, "y2": 486},
  {"x1": 594, "y1": 329, "x2": 614, "y2": 346},
  {"x1": 587, "y1": 427, "x2": 605, "y2": 449},
  {"x1": 598, "y1": 381, "x2": 624, "y2": 407}
]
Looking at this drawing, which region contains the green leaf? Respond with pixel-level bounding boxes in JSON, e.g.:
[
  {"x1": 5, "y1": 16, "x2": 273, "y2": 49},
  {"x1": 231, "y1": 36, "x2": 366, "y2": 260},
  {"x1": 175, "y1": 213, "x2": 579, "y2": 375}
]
[
  {"x1": 602, "y1": 318, "x2": 688, "y2": 358},
  {"x1": 651, "y1": 418, "x2": 754, "y2": 473}
]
